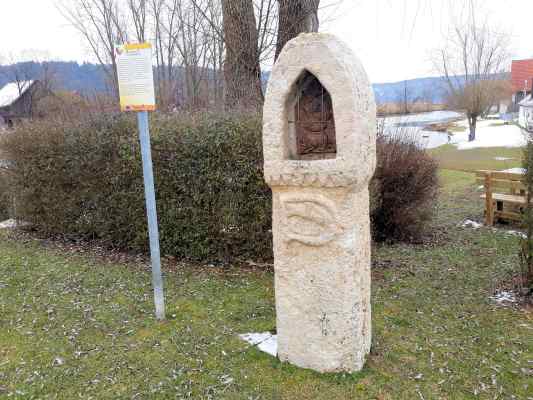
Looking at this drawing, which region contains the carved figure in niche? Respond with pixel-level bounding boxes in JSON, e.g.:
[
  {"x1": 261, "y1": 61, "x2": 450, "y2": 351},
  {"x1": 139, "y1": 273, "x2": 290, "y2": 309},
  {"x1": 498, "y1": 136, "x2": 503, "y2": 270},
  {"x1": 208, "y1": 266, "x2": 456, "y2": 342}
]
[{"x1": 295, "y1": 72, "x2": 336, "y2": 156}]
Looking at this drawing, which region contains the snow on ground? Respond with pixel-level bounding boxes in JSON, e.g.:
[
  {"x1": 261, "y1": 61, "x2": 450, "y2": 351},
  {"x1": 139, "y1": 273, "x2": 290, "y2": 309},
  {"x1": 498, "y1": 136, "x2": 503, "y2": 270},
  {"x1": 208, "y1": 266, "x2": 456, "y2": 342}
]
[
  {"x1": 502, "y1": 168, "x2": 526, "y2": 174},
  {"x1": 505, "y1": 230, "x2": 527, "y2": 239},
  {"x1": 460, "y1": 219, "x2": 527, "y2": 239},
  {"x1": 383, "y1": 111, "x2": 529, "y2": 150},
  {"x1": 452, "y1": 119, "x2": 527, "y2": 150},
  {"x1": 239, "y1": 332, "x2": 277, "y2": 357},
  {"x1": 382, "y1": 111, "x2": 463, "y2": 149},
  {"x1": 0, "y1": 219, "x2": 19, "y2": 229},
  {"x1": 0, "y1": 219, "x2": 31, "y2": 229},
  {"x1": 490, "y1": 291, "x2": 518, "y2": 305},
  {"x1": 461, "y1": 219, "x2": 483, "y2": 229},
  {"x1": 384, "y1": 110, "x2": 463, "y2": 126}
]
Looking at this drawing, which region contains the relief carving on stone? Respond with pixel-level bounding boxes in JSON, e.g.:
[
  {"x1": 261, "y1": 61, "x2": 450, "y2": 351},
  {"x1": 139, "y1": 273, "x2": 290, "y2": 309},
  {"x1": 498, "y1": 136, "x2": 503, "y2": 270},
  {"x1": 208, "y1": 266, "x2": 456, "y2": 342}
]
[
  {"x1": 280, "y1": 194, "x2": 341, "y2": 246},
  {"x1": 295, "y1": 72, "x2": 336, "y2": 157}
]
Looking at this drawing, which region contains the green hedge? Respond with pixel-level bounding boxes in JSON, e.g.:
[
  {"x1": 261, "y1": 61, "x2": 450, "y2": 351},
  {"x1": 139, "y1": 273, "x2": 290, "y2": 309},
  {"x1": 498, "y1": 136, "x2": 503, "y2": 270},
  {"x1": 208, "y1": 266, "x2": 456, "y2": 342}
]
[
  {"x1": 1, "y1": 114, "x2": 272, "y2": 262},
  {"x1": 1, "y1": 113, "x2": 438, "y2": 262},
  {"x1": 0, "y1": 169, "x2": 10, "y2": 220}
]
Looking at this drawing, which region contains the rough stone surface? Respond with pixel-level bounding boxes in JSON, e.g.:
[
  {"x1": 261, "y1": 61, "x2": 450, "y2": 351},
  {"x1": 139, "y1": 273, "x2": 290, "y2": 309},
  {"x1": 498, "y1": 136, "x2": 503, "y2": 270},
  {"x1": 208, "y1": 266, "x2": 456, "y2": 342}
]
[{"x1": 263, "y1": 33, "x2": 376, "y2": 373}]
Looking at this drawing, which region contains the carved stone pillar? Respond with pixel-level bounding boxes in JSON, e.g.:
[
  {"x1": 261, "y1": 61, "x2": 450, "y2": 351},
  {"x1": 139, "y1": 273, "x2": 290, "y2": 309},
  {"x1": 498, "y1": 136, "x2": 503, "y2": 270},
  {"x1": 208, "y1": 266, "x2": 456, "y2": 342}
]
[{"x1": 263, "y1": 33, "x2": 376, "y2": 373}]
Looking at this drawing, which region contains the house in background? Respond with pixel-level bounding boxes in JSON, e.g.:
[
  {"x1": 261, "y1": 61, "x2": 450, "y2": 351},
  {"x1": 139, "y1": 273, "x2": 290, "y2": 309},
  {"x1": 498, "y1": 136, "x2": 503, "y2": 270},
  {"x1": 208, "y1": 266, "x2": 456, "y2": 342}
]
[
  {"x1": 511, "y1": 59, "x2": 533, "y2": 107},
  {"x1": 0, "y1": 80, "x2": 42, "y2": 129}
]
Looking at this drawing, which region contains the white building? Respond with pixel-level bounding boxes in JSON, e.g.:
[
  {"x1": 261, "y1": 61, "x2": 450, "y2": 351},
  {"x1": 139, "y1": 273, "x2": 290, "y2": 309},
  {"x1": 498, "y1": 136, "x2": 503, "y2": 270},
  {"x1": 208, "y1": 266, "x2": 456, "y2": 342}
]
[{"x1": 519, "y1": 95, "x2": 533, "y2": 132}]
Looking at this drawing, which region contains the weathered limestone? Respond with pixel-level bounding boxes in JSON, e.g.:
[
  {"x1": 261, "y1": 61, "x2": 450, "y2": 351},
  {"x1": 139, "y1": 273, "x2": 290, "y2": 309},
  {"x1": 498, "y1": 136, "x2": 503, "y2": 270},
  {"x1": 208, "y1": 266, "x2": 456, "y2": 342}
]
[{"x1": 262, "y1": 33, "x2": 376, "y2": 373}]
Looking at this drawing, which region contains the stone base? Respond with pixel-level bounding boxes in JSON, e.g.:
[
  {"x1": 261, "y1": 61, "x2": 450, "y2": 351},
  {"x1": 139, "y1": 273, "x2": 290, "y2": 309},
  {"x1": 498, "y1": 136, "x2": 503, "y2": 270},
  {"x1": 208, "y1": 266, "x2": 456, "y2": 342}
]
[{"x1": 272, "y1": 186, "x2": 371, "y2": 373}]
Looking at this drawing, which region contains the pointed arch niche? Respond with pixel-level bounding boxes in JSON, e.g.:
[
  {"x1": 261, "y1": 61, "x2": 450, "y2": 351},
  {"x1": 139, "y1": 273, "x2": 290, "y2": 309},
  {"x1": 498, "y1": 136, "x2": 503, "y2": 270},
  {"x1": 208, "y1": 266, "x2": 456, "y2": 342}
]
[{"x1": 286, "y1": 70, "x2": 337, "y2": 161}]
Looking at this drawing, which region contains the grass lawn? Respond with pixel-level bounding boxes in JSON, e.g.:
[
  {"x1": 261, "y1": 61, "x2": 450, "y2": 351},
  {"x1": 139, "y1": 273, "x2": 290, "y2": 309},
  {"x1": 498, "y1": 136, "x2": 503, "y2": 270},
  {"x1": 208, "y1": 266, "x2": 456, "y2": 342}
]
[
  {"x1": 429, "y1": 145, "x2": 524, "y2": 172},
  {"x1": 1, "y1": 170, "x2": 533, "y2": 399}
]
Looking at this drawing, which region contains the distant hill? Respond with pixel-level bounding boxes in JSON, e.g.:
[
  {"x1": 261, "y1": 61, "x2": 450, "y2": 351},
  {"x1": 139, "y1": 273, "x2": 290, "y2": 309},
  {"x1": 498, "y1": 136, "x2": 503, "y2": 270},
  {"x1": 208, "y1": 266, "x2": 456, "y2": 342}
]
[
  {"x1": 0, "y1": 61, "x2": 109, "y2": 95},
  {"x1": 1, "y1": 61, "x2": 505, "y2": 105},
  {"x1": 373, "y1": 77, "x2": 448, "y2": 104},
  {"x1": 262, "y1": 71, "x2": 450, "y2": 104}
]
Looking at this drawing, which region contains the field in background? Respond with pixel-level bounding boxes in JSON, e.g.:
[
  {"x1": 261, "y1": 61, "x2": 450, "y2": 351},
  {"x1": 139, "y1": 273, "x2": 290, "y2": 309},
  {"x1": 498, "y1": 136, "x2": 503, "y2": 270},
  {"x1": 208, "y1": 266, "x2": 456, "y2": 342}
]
[
  {"x1": 377, "y1": 103, "x2": 447, "y2": 116},
  {"x1": 429, "y1": 145, "x2": 523, "y2": 172}
]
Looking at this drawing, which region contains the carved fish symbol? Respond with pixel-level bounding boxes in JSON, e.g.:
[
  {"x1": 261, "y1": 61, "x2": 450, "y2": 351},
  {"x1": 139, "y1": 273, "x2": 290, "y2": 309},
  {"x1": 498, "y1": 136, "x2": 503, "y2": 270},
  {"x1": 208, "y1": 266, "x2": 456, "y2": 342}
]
[{"x1": 281, "y1": 195, "x2": 341, "y2": 246}]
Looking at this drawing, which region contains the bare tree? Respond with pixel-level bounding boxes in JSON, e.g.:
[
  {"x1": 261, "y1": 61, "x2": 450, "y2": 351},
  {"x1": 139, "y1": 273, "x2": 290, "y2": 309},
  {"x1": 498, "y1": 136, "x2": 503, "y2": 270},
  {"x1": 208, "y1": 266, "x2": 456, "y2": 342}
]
[
  {"x1": 203, "y1": 0, "x2": 225, "y2": 109},
  {"x1": 219, "y1": 0, "x2": 321, "y2": 109},
  {"x1": 150, "y1": 0, "x2": 181, "y2": 109},
  {"x1": 394, "y1": 80, "x2": 411, "y2": 115},
  {"x1": 173, "y1": 1, "x2": 211, "y2": 109},
  {"x1": 57, "y1": 0, "x2": 324, "y2": 110},
  {"x1": 255, "y1": 0, "x2": 278, "y2": 63},
  {"x1": 58, "y1": 0, "x2": 129, "y2": 98},
  {"x1": 127, "y1": 0, "x2": 148, "y2": 42},
  {"x1": 421, "y1": 87, "x2": 435, "y2": 112},
  {"x1": 275, "y1": 0, "x2": 320, "y2": 60},
  {"x1": 190, "y1": 0, "x2": 278, "y2": 109},
  {"x1": 435, "y1": 1, "x2": 509, "y2": 141},
  {"x1": 221, "y1": 0, "x2": 263, "y2": 110},
  {"x1": 484, "y1": 79, "x2": 512, "y2": 115},
  {"x1": 151, "y1": 0, "x2": 225, "y2": 110}
]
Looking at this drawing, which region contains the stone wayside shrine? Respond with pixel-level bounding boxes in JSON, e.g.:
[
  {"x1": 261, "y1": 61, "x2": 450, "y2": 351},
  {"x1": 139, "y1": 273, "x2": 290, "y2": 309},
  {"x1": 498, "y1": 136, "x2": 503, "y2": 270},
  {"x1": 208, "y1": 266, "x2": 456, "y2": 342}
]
[{"x1": 262, "y1": 33, "x2": 377, "y2": 373}]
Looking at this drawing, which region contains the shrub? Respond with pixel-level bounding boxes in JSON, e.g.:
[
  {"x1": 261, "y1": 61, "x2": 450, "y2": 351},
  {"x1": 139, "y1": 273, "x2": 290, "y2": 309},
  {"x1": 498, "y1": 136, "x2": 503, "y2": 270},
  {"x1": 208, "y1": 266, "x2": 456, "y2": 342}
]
[
  {"x1": 1, "y1": 114, "x2": 272, "y2": 262},
  {"x1": 1, "y1": 113, "x2": 439, "y2": 262},
  {"x1": 370, "y1": 128, "x2": 439, "y2": 242},
  {"x1": 0, "y1": 169, "x2": 10, "y2": 220}
]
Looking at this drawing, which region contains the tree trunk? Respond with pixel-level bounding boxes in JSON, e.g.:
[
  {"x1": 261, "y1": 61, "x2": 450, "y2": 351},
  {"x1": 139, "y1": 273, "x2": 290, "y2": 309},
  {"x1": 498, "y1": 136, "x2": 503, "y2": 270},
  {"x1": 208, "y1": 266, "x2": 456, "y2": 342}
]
[
  {"x1": 221, "y1": 0, "x2": 263, "y2": 110},
  {"x1": 275, "y1": 0, "x2": 320, "y2": 60},
  {"x1": 468, "y1": 114, "x2": 477, "y2": 142}
]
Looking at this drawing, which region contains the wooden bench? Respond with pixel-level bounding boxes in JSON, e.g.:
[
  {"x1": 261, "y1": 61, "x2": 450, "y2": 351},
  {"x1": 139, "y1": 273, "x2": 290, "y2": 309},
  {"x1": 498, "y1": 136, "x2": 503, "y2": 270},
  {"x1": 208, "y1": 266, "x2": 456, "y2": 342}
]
[{"x1": 475, "y1": 170, "x2": 527, "y2": 226}]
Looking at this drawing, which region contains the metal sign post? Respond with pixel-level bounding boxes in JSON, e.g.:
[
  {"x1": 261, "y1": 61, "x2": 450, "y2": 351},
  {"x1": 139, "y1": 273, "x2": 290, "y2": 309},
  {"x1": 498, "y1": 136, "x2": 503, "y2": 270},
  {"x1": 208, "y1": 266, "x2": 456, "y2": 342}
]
[
  {"x1": 137, "y1": 110, "x2": 165, "y2": 320},
  {"x1": 116, "y1": 43, "x2": 165, "y2": 321}
]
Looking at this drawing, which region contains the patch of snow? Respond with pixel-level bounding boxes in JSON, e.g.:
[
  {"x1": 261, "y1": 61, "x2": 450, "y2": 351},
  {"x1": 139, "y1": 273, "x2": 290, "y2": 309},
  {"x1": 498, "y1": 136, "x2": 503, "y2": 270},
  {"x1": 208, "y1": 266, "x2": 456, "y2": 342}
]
[
  {"x1": 384, "y1": 110, "x2": 463, "y2": 125},
  {"x1": 502, "y1": 168, "x2": 526, "y2": 174},
  {"x1": 219, "y1": 375, "x2": 234, "y2": 385},
  {"x1": 503, "y1": 230, "x2": 527, "y2": 239},
  {"x1": 380, "y1": 111, "x2": 463, "y2": 149},
  {"x1": 0, "y1": 81, "x2": 34, "y2": 108},
  {"x1": 0, "y1": 219, "x2": 30, "y2": 229},
  {"x1": 519, "y1": 94, "x2": 533, "y2": 107},
  {"x1": 239, "y1": 332, "x2": 277, "y2": 357},
  {"x1": 52, "y1": 357, "x2": 65, "y2": 367},
  {"x1": 490, "y1": 291, "x2": 517, "y2": 304},
  {"x1": 0, "y1": 219, "x2": 18, "y2": 229},
  {"x1": 380, "y1": 125, "x2": 451, "y2": 150},
  {"x1": 461, "y1": 219, "x2": 483, "y2": 229},
  {"x1": 494, "y1": 157, "x2": 514, "y2": 161},
  {"x1": 257, "y1": 336, "x2": 277, "y2": 356},
  {"x1": 460, "y1": 220, "x2": 527, "y2": 238},
  {"x1": 452, "y1": 119, "x2": 527, "y2": 150}
]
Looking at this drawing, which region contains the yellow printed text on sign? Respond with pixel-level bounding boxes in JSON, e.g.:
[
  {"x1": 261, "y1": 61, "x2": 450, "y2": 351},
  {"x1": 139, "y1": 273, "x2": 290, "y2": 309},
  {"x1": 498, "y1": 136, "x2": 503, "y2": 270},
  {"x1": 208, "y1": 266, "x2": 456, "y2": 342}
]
[{"x1": 116, "y1": 43, "x2": 156, "y2": 112}]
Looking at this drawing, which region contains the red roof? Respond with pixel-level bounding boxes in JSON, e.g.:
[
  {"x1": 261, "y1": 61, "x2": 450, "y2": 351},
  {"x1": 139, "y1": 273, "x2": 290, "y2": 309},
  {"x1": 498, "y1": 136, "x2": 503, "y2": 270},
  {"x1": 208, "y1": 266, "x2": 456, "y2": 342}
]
[{"x1": 511, "y1": 59, "x2": 533, "y2": 92}]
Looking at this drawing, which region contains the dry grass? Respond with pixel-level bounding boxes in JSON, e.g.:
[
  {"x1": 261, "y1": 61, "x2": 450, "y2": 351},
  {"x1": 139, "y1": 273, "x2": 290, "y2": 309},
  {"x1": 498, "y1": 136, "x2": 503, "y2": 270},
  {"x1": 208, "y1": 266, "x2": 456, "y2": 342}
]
[
  {"x1": 429, "y1": 145, "x2": 523, "y2": 172},
  {"x1": 377, "y1": 103, "x2": 447, "y2": 116}
]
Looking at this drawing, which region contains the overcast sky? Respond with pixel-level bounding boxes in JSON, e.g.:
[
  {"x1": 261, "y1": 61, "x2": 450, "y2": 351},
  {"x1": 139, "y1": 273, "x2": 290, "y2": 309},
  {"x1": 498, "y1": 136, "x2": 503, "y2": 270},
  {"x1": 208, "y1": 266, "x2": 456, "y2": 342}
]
[{"x1": 1, "y1": 0, "x2": 532, "y2": 83}]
